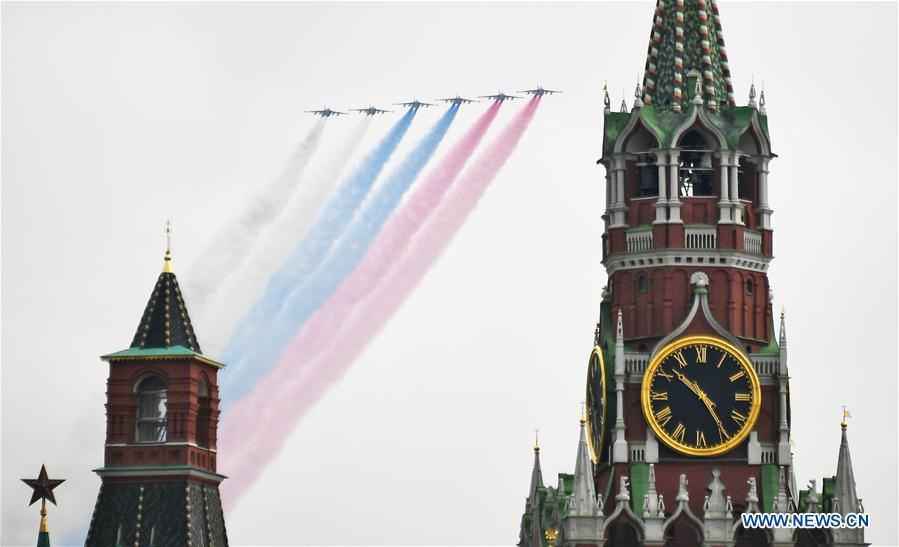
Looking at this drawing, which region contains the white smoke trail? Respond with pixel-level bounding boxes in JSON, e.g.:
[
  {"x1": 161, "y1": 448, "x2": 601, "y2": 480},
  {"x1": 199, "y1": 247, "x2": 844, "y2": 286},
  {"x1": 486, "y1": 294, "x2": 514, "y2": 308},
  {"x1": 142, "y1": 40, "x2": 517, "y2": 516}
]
[
  {"x1": 184, "y1": 117, "x2": 327, "y2": 318},
  {"x1": 200, "y1": 117, "x2": 372, "y2": 355}
]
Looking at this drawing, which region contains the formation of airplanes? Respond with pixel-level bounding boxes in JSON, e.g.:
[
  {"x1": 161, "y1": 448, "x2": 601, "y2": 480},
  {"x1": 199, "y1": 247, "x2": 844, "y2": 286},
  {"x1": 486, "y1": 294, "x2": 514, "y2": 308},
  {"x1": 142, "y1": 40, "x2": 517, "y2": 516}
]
[
  {"x1": 478, "y1": 92, "x2": 521, "y2": 102},
  {"x1": 306, "y1": 86, "x2": 559, "y2": 117}
]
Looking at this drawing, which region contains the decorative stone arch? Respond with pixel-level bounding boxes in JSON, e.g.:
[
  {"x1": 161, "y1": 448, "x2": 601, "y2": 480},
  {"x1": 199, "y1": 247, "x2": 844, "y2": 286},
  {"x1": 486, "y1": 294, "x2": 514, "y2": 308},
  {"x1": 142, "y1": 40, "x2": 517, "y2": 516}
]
[
  {"x1": 737, "y1": 126, "x2": 763, "y2": 157},
  {"x1": 604, "y1": 504, "x2": 645, "y2": 547},
  {"x1": 131, "y1": 369, "x2": 169, "y2": 392},
  {"x1": 745, "y1": 114, "x2": 773, "y2": 157},
  {"x1": 732, "y1": 521, "x2": 774, "y2": 546},
  {"x1": 670, "y1": 108, "x2": 729, "y2": 151},
  {"x1": 792, "y1": 526, "x2": 833, "y2": 547},
  {"x1": 613, "y1": 114, "x2": 663, "y2": 155},
  {"x1": 661, "y1": 510, "x2": 704, "y2": 546}
]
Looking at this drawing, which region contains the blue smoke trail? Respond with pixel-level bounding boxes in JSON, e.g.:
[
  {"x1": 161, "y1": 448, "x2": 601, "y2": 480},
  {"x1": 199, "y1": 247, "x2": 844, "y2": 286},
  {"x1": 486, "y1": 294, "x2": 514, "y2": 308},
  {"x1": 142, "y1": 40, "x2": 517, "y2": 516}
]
[
  {"x1": 224, "y1": 105, "x2": 459, "y2": 403},
  {"x1": 221, "y1": 109, "x2": 416, "y2": 391}
]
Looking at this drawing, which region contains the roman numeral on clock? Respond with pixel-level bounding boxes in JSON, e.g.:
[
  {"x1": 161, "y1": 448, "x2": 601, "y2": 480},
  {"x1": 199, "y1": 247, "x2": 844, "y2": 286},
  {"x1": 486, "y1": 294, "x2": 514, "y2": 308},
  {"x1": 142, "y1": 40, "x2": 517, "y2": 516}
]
[
  {"x1": 729, "y1": 370, "x2": 746, "y2": 382},
  {"x1": 672, "y1": 351, "x2": 688, "y2": 368},
  {"x1": 656, "y1": 368, "x2": 673, "y2": 382},
  {"x1": 731, "y1": 410, "x2": 748, "y2": 426},
  {"x1": 650, "y1": 391, "x2": 668, "y2": 401},
  {"x1": 654, "y1": 406, "x2": 672, "y2": 427},
  {"x1": 735, "y1": 393, "x2": 751, "y2": 402},
  {"x1": 695, "y1": 430, "x2": 707, "y2": 448},
  {"x1": 695, "y1": 346, "x2": 707, "y2": 363},
  {"x1": 672, "y1": 423, "x2": 686, "y2": 443}
]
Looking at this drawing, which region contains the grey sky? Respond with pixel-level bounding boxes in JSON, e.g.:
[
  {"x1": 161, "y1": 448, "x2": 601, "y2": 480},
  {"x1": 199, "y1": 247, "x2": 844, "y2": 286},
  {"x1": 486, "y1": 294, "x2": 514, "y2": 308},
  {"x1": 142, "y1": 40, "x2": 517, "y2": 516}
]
[{"x1": 2, "y1": 1, "x2": 896, "y2": 545}]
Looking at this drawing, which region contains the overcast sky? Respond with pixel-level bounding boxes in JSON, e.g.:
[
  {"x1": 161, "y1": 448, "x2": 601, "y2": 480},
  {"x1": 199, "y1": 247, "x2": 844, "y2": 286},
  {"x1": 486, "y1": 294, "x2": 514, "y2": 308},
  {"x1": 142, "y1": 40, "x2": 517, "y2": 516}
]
[{"x1": 2, "y1": 2, "x2": 897, "y2": 545}]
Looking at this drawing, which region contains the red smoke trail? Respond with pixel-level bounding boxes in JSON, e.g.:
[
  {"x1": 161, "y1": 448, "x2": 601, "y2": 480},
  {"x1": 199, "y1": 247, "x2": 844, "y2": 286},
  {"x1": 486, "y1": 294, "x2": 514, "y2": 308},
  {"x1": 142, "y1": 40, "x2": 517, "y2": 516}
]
[{"x1": 220, "y1": 98, "x2": 539, "y2": 510}]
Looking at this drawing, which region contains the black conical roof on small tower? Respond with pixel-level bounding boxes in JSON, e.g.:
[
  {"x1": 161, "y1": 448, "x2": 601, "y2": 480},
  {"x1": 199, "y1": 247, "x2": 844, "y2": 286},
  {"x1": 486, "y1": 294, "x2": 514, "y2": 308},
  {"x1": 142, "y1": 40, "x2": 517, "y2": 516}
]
[{"x1": 129, "y1": 242, "x2": 201, "y2": 353}]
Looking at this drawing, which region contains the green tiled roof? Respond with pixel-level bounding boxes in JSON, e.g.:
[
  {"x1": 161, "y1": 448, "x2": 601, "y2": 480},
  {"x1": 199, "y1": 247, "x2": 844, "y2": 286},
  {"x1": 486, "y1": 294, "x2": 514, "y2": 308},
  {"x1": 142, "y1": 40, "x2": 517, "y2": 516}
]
[{"x1": 101, "y1": 345, "x2": 225, "y2": 368}]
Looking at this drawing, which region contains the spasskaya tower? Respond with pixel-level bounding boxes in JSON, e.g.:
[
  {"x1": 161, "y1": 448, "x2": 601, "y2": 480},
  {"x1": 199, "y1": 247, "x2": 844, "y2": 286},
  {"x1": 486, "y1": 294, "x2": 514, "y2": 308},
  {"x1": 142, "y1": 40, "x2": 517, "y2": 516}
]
[{"x1": 515, "y1": 1, "x2": 866, "y2": 546}]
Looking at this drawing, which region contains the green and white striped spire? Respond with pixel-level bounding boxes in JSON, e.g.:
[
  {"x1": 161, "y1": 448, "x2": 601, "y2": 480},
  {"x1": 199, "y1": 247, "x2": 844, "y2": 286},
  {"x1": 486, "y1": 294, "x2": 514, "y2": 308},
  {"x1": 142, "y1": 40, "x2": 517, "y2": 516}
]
[{"x1": 641, "y1": 0, "x2": 736, "y2": 112}]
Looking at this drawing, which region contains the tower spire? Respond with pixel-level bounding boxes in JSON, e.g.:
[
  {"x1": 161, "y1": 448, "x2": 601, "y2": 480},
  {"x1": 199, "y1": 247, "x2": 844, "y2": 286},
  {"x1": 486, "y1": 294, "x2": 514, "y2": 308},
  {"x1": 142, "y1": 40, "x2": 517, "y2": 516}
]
[
  {"x1": 128, "y1": 224, "x2": 201, "y2": 353},
  {"x1": 569, "y1": 414, "x2": 597, "y2": 516},
  {"x1": 748, "y1": 76, "x2": 758, "y2": 109},
  {"x1": 779, "y1": 307, "x2": 787, "y2": 349},
  {"x1": 641, "y1": 0, "x2": 735, "y2": 111},
  {"x1": 163, "y1": 219, "x2": 173, "y2": 273},
  {"x1": 831, "y1": 413, "x2": 866, "y2": 547},
  {"x1": 833, "y1": 410, "x2": 859, "y2": 515},
  {"x1": 603, "y1": 83, "x2": 611, "y2": 114},
  {"x1": 527, "y1": 433, "x2": 544, "y2": 511},
  {"x1": 633, "y1": 77, "x2": 643, "y2": 109}
]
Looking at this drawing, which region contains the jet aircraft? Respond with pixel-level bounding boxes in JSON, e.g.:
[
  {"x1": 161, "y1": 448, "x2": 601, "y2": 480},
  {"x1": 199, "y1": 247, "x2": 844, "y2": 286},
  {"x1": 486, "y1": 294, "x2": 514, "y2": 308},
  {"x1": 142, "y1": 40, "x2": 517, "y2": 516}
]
[
  {"x1": 351, "y1": 106, "x2": 393, "y2": 116},
  {"x1": 519, "y1": 86, "x2": 562, "y2": 97},
  {"x1": 394, "y1": 99, "x2": 436, "y2": 109},
  {"x1": 437, "y1": 95, "x2": 478, "y2": 106},
  {"x1": 305, "y1": 107, "x2": 348, "y2": 117},
  {"x1": 478, "y1": 92, "x2": 522, "y2": 102}
]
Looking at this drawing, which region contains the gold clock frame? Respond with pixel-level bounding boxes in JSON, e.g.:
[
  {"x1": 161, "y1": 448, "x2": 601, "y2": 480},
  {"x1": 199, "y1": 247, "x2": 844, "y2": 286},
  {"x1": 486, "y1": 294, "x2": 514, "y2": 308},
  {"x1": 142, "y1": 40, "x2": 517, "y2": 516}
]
[
  {"x1": 641, "y1": 335, "x2": 762, "y2": 457},
  {"x1": 585, "y1": 346, "x2": 607, "y2": 464}
]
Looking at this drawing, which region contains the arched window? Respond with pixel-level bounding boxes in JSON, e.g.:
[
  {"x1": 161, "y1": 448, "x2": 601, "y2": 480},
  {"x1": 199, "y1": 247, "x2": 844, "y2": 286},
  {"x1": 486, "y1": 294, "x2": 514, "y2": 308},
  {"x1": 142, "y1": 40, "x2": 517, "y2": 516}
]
[
  {"x1": 637, "y1": 275, "x2": 649, "y2": 293},
  {"x1": 637, "y1": 153, "x2": 659, "y2": 197},
  {"x1": 678, "y1": 131, "x2": 714, "y2": 197},
  {"x1": 745, "y1": 278, "x2": 754, "y2": 295},
  {"x1": 197, "y1": 379, "x2": 211, "y2": 449},
  {"x1": 136, "y1": 376, "x2": 167, "y2": 443}
]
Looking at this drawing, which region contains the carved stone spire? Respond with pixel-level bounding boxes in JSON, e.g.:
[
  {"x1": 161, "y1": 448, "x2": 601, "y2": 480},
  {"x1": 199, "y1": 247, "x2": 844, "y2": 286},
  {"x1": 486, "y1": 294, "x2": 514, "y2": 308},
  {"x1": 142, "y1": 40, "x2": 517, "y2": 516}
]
[
  {"x1": 569, "y1": 416, "x2": 597, "y2": 516},
  {"x1": 748, "y1": 79, "x2": 758, "y2": 109},
  {"x1": 704, "y1": 468, "x2": 727, "y2": 518},
  {"x1": 833, "y1": 418, "x2": 860, "y2": 516},
  {"x1": 805, "y1": 479, "x2": 819, "y2": 513},
  {"x1": 744, "y1": 477, "x2": 760, "y2": 513},
  {"x1": 603, "y1": 83, "x2": 611, "y2": 114},
  {"x1": 644, "y1": 463, "x2": 661, "y2": 518},
  {"x1": 779, "y1": 307, "x2": 787, "y2": 350},
  {"x1": 527, "y1": 437, "x2": 545, "y2": 512},
  {"x1": 759, "y1": 84, "x2": 767, "y2": 115}
]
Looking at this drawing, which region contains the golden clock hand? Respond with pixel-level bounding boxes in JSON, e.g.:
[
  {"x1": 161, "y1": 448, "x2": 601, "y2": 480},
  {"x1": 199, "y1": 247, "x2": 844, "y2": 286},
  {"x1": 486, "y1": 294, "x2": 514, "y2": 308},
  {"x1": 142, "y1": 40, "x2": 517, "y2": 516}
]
[
  {"x1": 672, "y1": 369, "x2": 703, "y2": 398},
  {"x1": 697, "y1": 392, "x2": 730, "y2": 440}
]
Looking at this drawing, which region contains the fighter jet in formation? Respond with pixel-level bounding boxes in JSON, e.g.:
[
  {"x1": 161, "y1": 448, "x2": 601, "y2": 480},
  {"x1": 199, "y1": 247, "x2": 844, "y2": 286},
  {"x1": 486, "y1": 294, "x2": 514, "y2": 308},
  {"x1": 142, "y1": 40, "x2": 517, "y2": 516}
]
[
  {"x1": 519, "y1": 86, "x2": 562, "y2": 97},
  {"x1": 351, "y1": 106, "x2": 393, "y2": 116},
  {"x1": 437, "y1": 95, "x2": 479, "y2": 106},
  {"x1": 479, "y1": 92, "x2": 522, "y2": 102},
  {"x1": 394, "y1": 99, "x2": 436, "y2": 109},
  {"x1": 305, "y1": 107, "x2": 348, "y2": 117}
]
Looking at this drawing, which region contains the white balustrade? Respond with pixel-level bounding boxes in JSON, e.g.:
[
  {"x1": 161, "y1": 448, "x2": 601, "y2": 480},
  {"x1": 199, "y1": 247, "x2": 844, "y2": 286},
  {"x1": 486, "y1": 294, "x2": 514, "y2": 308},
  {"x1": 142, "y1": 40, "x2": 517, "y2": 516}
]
[
  {"x1": 685, "y1": 226, "x2": 717, "y2": 249},
  {"x1": 626, "y1": 231, "x2": 653, "y2": 252},
  {"x1": 744, "y1": 230, "x2": 763, "y2": 254}
]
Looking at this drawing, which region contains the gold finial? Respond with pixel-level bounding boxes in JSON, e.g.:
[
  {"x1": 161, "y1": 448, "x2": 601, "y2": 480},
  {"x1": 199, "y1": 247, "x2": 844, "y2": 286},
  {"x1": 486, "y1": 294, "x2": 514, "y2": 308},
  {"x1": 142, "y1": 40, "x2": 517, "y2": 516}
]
[
  {"x1": 39, "y1": 499, "x2": 48, "y2": 533},
  {"x1": 534, "y1": 429, "x2": 540, "y2": 453},
  {"x1": 163, "y1": 219, "x2": 173, "y2": 273},
  {"x1": 545, "y1": 528, "x2": 559, "y2": 547},
  {"x1": 580, "y1": 402, "x2": 586, "y2": 425},
  {"x1": 841, "y1": 406, "x2": 852, "y2": 428}
]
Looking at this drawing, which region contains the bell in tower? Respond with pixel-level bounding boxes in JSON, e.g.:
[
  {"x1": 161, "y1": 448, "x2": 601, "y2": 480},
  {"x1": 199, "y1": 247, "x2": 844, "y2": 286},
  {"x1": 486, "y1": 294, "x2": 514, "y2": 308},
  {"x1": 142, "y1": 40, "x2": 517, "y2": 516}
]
[{"x1": 85, "y1": 227, "x2": 229, "y2": 546}]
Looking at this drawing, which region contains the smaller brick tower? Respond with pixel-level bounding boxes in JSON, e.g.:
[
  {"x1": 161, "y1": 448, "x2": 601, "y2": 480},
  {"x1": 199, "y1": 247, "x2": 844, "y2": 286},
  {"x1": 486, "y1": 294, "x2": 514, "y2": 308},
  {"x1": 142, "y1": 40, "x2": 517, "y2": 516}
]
[{"x1": 86, "y1": 232, "x2": 228, "y2": 546}]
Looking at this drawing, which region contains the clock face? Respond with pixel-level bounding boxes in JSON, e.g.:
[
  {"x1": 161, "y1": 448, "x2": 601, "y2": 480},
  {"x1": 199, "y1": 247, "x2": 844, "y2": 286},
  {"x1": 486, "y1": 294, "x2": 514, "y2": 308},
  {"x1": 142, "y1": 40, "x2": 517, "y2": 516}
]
[
  {"x1": 641, "y1": 336, "x2": 761, "y2": 457},
  {"x1": 585, "y1": 347, "x2": 607, "y2": 464}
]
